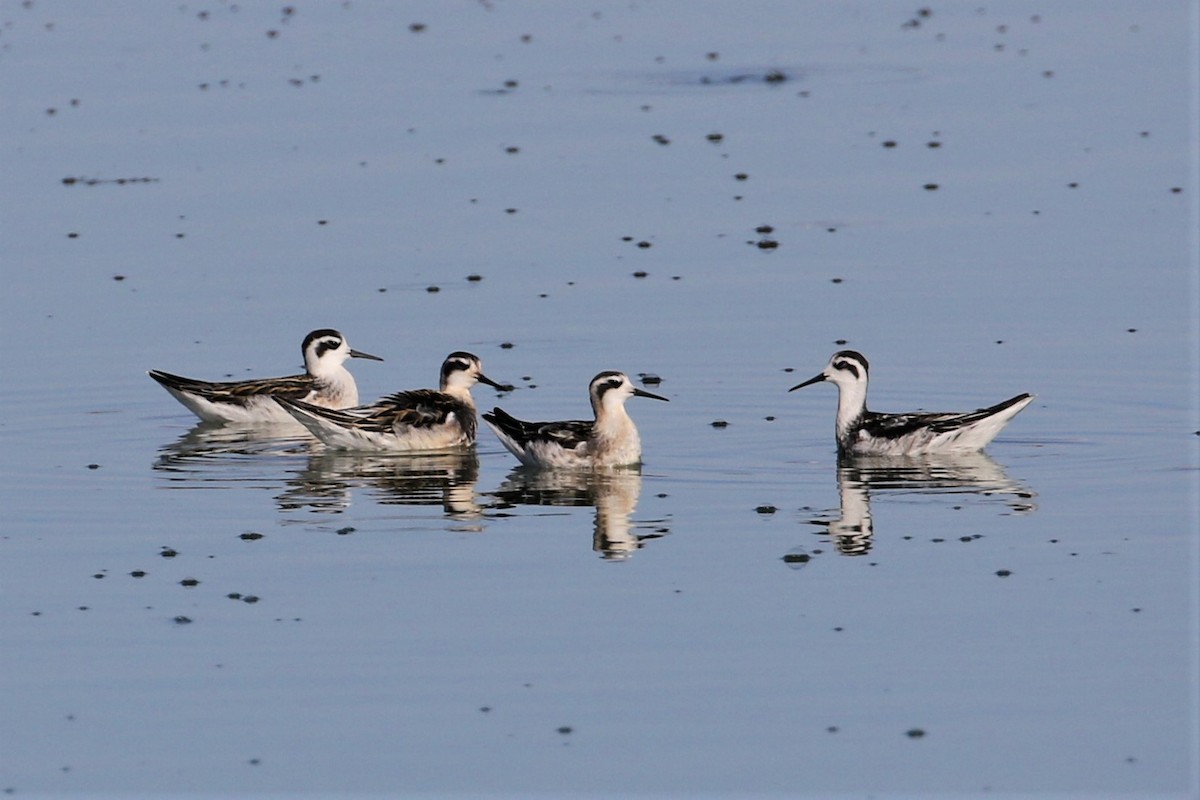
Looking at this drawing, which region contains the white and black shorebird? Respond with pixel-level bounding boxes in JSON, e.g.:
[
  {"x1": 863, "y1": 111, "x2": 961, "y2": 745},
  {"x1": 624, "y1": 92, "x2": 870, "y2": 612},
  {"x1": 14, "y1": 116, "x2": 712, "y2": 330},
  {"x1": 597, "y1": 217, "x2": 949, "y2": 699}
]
[
  {"x1": 148, "y1": 328, "x2": 383, "y2": 424},
  {"x1": 483, "y1": 371, "x2": 669, "y2": 469},
  {"x1": 275, "y1": 352, "x2": 506, "y2": 452},
  {"x1": 789, "y1": 350, "x2": 1033, "y2": 456}
]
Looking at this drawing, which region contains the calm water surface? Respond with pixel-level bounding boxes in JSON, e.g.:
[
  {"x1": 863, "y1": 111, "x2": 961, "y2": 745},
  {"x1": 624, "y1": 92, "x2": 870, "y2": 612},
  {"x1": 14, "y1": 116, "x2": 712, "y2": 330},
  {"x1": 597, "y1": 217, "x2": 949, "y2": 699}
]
[{"x1": 2, "y1": 2, "x2": 1196, "y2": 796}]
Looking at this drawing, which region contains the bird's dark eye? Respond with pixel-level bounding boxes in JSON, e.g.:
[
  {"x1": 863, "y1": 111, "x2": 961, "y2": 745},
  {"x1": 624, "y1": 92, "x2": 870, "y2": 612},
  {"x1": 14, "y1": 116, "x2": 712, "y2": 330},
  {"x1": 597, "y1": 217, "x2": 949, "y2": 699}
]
[
  {"x1": 595, "y1": 378, "x2": 624, "y2": 398},
  {"x1": 315, "y1": 338, "x2": 342, "y2": 358},
  {"x1": 834, "y1": 361, "x2": 859, "y2": 378}
]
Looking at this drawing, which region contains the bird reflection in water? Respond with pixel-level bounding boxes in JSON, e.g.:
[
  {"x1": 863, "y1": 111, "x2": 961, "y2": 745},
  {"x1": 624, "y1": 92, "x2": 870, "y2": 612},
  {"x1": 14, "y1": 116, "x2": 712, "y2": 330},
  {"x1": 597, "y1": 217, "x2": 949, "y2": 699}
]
[
  {"x1": 154, "y1": 421, "x2": 316, "y2": 475},
  {"x1": 488, "y1": 467, "x2": 666, "y2": 560},
  {"x1": 806, "y1": 451, "x2": 1036, "y2": 557},
  {"x1": 282, "y1": 449, "x2": 481, "y2": 523},
  {"x1": 153, "y1": 422, "x2": 481, "y2": 520}
]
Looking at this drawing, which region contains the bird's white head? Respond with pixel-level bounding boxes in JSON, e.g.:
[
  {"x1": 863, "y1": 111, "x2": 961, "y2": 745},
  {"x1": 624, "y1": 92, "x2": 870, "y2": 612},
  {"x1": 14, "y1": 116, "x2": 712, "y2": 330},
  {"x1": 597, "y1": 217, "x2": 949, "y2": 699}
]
[
  {"x1": 588, "y1": 371, "x2": 669, "y2": 415},
  {"x1": 789, "y1": 350, "x2": 871, "y2": 425},
  {"x1": 302, "y1": 329, "x2": 383, "y2": 378},
  {"x1": 790, "y1": 350, "x2": 869, "y2": 392},
  {"x1": 439, "y1": 351, "x2": 507, "y2": 395}
]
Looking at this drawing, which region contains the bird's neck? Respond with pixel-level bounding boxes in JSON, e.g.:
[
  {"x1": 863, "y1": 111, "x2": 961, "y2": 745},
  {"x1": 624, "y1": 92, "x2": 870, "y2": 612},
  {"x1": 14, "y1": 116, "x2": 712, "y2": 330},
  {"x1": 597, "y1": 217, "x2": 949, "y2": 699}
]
[
  {"x1": 834, "y1": 382, "x2": 868, "y2": 440},
  {"x1": 442, "y1": 383, "x2": 476, "y2": 407},
  {"x1": 313, "y1": 365, "x2": 358, "y2": 405},
  {"x1": 594, "y1": 402, "x2": 636, "y2": 440}
]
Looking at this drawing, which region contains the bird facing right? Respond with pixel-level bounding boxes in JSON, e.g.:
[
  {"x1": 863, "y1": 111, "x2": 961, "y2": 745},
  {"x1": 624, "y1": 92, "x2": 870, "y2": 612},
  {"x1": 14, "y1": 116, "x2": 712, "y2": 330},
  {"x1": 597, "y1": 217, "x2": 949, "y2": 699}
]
[
  {"x1": 789, "y1": 350, "x2": 1033, "y2": 456},
  {"x1": 483, "y1": 371, "x2": 669, "y2": 469},
  {"x1": 148, "y1": 328, "x2": 382, "y2": 424},
  {"x1": 275, "y1": 351, "x2": 505, "y2": 452}
]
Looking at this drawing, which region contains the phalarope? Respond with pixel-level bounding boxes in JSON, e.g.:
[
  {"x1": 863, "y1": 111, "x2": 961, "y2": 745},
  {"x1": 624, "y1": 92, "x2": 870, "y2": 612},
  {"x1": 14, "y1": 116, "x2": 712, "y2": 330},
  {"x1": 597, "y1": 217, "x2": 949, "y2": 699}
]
[
  {"x1": 148, "y1": 329, "x2": 383, "y2": 424},
  {"x1": 275, "y1": 352, "x2": 506, "y2": 451},
  {"x1": 483, "y1": 371, "x2": 669, "y2": 469},
  {"x1": 789, "y1": 350, "x2": 1033, "y2": 456}
]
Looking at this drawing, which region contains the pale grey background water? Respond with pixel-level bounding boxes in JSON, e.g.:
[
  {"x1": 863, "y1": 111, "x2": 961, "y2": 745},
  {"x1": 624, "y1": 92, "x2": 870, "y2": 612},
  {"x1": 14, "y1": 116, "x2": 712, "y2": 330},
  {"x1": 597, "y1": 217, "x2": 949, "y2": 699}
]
[{"x1": 2, "y1": 2, "x2": 1197, "y2": 797}]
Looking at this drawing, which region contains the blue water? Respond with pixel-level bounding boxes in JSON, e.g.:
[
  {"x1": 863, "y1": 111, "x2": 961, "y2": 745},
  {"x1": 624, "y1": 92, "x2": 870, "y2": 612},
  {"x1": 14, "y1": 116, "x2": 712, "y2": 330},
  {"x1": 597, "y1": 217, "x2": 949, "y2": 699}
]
[{"x1": 2, "y1": 2, "x2": 1196, "y2": 796}]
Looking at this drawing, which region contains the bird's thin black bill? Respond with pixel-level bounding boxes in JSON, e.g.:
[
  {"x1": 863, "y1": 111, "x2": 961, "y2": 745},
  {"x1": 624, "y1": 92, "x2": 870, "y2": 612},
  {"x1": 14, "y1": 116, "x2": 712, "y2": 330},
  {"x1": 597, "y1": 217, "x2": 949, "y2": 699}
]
[{"x1": 788, "y1": 373, "x2": 825, "y2": 392}]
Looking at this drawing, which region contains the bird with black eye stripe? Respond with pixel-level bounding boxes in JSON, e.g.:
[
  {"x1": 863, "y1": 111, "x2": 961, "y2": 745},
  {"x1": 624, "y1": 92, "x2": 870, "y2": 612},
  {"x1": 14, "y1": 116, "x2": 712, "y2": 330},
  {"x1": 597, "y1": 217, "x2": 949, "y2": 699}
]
[
  {"x1": 148, "y1": 329, "x2": 383, "y2": 424},
  {"x1": 484, "y1": 371, "x2": 669, "y2": 469},
  {"x1": 789, "y1": 350, "x2": 1033, "y2": 456},
  {"x1": 276, "y1": 352, "x2": 507, "y2": 451}
]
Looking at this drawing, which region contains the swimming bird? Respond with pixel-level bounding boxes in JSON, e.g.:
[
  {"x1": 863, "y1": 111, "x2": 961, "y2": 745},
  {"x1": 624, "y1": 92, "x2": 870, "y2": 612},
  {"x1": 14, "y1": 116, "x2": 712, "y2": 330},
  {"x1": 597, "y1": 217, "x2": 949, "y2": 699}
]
[
  {"x1": 275, "y1": 352, "x2": 506, "y2": 451},
  {"x1": 789, "y1": 350, "x2": 1033, "y2": 456},
  {"x1": 483, "y1": 371, "x2": 669, "y2": 469},
  {"x1": 148, "y1": 329, "x2": 382, "y2": 424}
]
